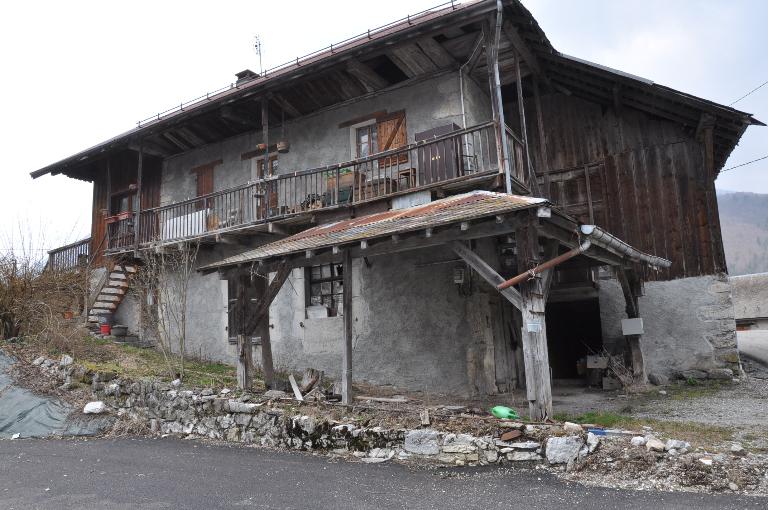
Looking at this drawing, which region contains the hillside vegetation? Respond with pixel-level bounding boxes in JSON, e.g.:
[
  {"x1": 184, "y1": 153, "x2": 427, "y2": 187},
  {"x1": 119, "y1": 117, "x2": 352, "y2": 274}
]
[{"x1": 718, "y1": 191, "x2": 768, "y2": 276}]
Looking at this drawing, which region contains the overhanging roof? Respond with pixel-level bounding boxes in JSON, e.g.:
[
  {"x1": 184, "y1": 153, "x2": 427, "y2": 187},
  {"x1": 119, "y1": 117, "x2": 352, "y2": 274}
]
[
  {"x1": 199, "y1": 190, "x2": 671, "y2": 272},
  {"x1": 30, "y1": 0, "x2": 760, "y2": 182}
]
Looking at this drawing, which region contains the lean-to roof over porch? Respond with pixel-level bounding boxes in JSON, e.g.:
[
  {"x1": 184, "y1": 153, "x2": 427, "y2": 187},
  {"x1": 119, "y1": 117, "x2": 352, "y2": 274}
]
[{"x1": 199, "y1": 190, "x2": 671, "y2": 273}]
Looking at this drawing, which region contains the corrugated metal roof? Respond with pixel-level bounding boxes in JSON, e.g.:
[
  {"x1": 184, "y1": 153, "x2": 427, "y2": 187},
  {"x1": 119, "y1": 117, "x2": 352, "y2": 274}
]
[{"x1": 201, "y1": 191, "x2": 546, "y2": 270}]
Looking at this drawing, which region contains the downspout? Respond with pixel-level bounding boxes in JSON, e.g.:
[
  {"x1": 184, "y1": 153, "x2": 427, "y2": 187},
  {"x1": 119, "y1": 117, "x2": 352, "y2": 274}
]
[{"x1": 497, "y1": 239, "x2": 592, "y2": 290}]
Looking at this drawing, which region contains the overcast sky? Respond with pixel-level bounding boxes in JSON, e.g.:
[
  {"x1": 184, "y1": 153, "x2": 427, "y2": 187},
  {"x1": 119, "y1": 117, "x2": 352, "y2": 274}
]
[{"x1": 1, "y1": 0, "x2": 765, "y2": 256}]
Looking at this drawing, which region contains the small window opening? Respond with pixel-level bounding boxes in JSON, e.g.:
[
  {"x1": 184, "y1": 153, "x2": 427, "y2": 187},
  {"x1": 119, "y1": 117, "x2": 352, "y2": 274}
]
[{"x1": 307, "y1": 263, "x2": 344, "y2": 317}]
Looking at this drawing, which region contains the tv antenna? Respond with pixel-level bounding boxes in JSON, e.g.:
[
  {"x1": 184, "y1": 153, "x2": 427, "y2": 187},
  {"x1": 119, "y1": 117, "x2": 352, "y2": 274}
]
[{"x1": 253, "y1": 35, "x2": 263, "y2": 75}]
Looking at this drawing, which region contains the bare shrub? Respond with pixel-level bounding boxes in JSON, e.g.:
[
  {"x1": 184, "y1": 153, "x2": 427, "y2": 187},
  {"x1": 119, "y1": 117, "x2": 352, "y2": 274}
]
[
  {"x1": 132, "y1": 241, "x2": 200, "y2": 381},
  {"x1": 0, "y1": 250, "x2": 86, "y2": 352}
]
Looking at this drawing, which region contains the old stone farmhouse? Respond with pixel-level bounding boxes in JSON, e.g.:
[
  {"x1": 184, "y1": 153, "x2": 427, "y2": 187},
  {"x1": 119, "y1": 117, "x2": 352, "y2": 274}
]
[{"x1": 36, "y1": 0, "x2": 761, "y2": 419}]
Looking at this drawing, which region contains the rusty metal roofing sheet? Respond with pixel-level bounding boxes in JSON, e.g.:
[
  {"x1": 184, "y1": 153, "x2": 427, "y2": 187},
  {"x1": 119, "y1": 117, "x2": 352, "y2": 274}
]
[{"x1": 201, "y1": 191, "x2": 546, "y2": 270}]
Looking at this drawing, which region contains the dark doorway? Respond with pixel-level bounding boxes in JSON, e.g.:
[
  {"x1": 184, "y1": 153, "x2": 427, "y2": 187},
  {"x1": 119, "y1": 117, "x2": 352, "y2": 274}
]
[{"x1": 545, "y1": 298, "x2": 603, "y2": 379}]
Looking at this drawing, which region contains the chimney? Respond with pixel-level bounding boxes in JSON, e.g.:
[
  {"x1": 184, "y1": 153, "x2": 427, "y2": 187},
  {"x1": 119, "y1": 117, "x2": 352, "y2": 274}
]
[{"x1": 235, "y1": 69, "x2": 259, "y2": 86}]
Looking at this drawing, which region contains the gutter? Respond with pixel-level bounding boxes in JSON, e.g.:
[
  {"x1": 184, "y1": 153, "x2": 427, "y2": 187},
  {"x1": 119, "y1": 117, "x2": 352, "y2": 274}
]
[{"x1": 580, "y1": 224, "x2": 671, "y2": 269}]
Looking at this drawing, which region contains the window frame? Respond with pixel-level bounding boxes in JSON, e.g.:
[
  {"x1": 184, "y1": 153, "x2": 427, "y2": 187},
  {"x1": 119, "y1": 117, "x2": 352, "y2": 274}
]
[{"x1": 306, "y1": 263, "x2": 344, "y2": 317}]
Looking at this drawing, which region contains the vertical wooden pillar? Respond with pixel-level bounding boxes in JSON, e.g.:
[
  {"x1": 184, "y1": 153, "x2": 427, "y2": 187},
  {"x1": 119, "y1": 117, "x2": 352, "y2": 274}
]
[
  {"x1": 236, "y1": 272, "x2": 253, "y2": 390},
  {"x1": 516, "y1": 215, "x2": 552, "y2": 421},
  {"x1": 532, "y1": 76, "x2": 549, "y2": 198},
  {"x1": 134, "y1": 143, "x2": 143, "y2": 254},
  {"x1": 484, "y1": 19, "x2": 513, "y2": 193},
  {"x1": 341, "y1": 249, "x2": 353, "y2": 404},
  {"x1": 616, "y1": 268, "x2": 646, "y2": 383},
  {"x1": 261, "y1": 96, "x2": 270, "y2": 177},
  {"x1": 514, "y1": 49, "x2": 539, "y2": 196}
]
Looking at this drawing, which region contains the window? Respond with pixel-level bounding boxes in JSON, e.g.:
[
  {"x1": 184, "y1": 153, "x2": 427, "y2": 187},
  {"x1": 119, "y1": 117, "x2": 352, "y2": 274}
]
[
  {"x1": 257, "y1": 154, "x2": 279, "y2": 178},
  {"x1": 307, "y1": 263, "x2": 344, "y2": 317},
  {"x1": 356, "y1": 125, "x2": 378, "y2": 159}
]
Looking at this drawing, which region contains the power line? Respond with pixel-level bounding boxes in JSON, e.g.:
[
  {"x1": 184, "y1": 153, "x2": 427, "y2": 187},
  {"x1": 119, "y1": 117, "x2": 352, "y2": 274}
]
[
  {"x1": 720, "y1": 154, "x2": 768, "y2": 173},
  {"x1": 729, "y1": 79, "x2": 768, "y2": 106}
]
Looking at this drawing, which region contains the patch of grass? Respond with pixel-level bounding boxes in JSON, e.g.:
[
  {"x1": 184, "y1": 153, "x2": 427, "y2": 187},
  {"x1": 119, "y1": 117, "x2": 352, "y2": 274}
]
[
  {"x1": 667, "y1": 380, "x2": 726, "y2": 400},
  {"x1": 77, "y1": 341, "x2": 242, "y2": 389}
]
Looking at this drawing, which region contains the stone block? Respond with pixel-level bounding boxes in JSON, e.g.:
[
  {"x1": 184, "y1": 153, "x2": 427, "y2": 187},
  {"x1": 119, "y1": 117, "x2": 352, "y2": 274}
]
[
  {"x1": 545, "y1": 436, "x2": 583, "y2": 464},
  {"x1": 404, "y1": 429, "x2": 440, "y2": 455}
]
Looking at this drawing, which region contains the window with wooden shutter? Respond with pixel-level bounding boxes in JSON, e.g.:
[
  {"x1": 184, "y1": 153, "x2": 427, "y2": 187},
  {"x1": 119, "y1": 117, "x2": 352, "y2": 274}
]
[
  {"x1": 190, "y1": 161, "x2": 219, "y2": 210},
  {"x1": 376, "y1": 111, "x2": 408, "y2": 167}
]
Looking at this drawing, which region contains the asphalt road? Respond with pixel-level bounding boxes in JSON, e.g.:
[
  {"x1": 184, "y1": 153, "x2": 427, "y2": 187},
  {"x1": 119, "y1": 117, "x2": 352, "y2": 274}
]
[{"x1": 0, "y1": 438, "x2": 765, "y2": 510}]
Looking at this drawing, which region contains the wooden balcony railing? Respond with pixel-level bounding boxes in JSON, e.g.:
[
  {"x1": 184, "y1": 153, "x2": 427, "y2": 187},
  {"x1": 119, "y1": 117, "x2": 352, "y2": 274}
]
[
  {"x1": 47, "y1": 237, "x2": 90, "y2": 271},
  {"x1": 106, "y1": 121, "x2": 526, "y2": 251}
]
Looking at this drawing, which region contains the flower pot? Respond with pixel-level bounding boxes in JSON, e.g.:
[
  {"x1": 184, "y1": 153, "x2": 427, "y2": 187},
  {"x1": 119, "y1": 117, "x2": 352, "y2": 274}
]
[
  {"x1": 100, "y1": 324, "x2": 112, "y2": 335},
  {"x1": 277, "y1": 141, "x2": 290, "y2": 153}
]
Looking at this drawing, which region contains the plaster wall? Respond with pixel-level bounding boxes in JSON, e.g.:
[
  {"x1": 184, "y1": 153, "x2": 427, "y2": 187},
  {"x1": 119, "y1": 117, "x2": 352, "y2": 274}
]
[
  {"x1": 160, "y1": 71, "x2": 492, "y2": 206},
  {"x1": 598, "y1": 274, "x2": 739, "y2": 376}
]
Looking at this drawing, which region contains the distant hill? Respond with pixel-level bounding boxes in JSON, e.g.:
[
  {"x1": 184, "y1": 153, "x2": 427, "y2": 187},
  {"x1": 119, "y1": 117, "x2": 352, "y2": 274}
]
[{"x1": 717, "y1": 191, "x2": 768, "y2": 276}]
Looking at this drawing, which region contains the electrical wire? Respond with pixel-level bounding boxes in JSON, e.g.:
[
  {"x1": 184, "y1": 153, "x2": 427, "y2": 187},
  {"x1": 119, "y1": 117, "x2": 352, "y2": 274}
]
[
  {"x1": 729, "y1": 79, "x2": 768, "y2": 106},
  {"x1": 720, "y1": 154, "x2": 768, "y2": 173}
]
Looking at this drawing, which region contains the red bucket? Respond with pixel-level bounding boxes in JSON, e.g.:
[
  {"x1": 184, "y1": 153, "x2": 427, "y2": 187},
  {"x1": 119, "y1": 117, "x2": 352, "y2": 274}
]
[{"x1": 100, "y1": 324, "x2": 111, "y2": 335}]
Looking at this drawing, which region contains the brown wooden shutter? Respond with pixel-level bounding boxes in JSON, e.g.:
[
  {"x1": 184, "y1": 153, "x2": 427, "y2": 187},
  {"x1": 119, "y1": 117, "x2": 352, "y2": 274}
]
[{"x1": 376, "y1": 111, "x2": 408, "y2": 167}]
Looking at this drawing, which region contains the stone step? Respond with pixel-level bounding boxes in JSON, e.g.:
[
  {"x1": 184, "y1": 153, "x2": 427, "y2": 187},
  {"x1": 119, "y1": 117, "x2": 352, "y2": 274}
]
[
  {"x1": 123, "y1": 266, "x2": 137, "y2": 273},
  {"x1": 89, "y1": 308, "x2": 113, "y2": 315},
  {"x1": 87, "y1": 315, "x2": 101, "y2": 323},
  {"x1": 101, "y1": 287, "x2": 126, "y2": 295},
  {"x1": 109, "y1": 272, "x2": 127, "y2": 280},
  {"x1": 93, "y1": 301, "x2": 117, "y2": 310},
  {"x1": 97, "y1": 294, "x2": 121, "y2": 303},
  {"x1": 107, "y1": 280, "x2": 129, "y2": 288}
]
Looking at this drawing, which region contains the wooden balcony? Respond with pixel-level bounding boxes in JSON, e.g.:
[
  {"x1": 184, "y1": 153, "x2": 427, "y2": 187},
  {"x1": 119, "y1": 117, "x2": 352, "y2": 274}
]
[
  {"x1": 47, "y1": 237, "x2": 90, "y2": 271},
  {"x1": 104, "y1": 121, "x2": 528, "y2": 252}
]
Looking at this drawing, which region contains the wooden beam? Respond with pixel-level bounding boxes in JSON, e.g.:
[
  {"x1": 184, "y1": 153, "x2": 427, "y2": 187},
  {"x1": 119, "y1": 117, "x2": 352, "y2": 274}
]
[
  {"x1": 346, "y1": 59, "x2": 388, "y2": 92},
  {"x1": 272, "y1": 93, "x2": 302, "y2": 119},
  {"x1": 162, "y1": 131, "x2": 192, "y2": 151},
  {"x1": 236, "y1": 273, "x2": 254, "y2": 390},
  {"x1": 532, "y1": 76, "x2": 550, "y2": 198},
  {"x1": 450, "y1": 241, "x2": 523, "y2": 311},
  {"x1": 502, "y1": 20, "x2": 545, "y2": 78},
  {"x1": 341, "y1": 249, "x2": 353, "y2": 405},
  {"x1": 516, "y1": 214, "x2": 552, "y2": 421},
  {"x1": 485, "y1": 18, "x2": 513, "y2": 194},
  {"x1": 220, "y1": 105, "x2": 260, "y2": 126},
  {"x1": 514, "y1": 49, "x2": 539, "y2": 196},
  {"x1": 616, "y1": 267, "x2": 646, "y2": 384},
  {"x1": 416, "y1": 36, "x2": 456, "y2": 68}
]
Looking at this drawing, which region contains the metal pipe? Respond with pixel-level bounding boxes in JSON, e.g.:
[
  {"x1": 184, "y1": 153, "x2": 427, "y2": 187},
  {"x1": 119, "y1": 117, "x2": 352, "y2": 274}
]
[
  {"x1": 497, "y1": 239, "x2": 591, "y2": 290},
  {"x1": 580, "y1": 225, "x2": 672, "y2": 269}
]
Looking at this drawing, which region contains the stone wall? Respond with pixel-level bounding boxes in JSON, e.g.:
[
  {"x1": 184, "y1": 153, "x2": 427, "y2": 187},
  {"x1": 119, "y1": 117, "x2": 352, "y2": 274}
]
[{"x1": 599, "y1": 273, "x2": 740, "y2": 377}]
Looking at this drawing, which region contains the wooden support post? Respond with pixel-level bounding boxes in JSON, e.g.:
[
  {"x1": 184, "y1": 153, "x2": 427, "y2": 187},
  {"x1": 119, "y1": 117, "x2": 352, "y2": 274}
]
[
  {"x1": 341, "y1": 249, "x2": 353, "y2": 405},
  {"x1": 484, "y1": 18, "x2": 513, "y2": 194},
  {"x1": 243, "y1": 262, "x2": 291, "y2": 389},
  {"x1": 516, "y1": 216, "x2": 552, "y2": 421},
  {"x1": 134, "y1": 143, "x2": 143, "y2": 254},
  {"x1": 236, "y1": 272, "x2": 253, "y2": 390},
  {"x1": 514, "y1": 49, "x2": 539, "y2": 196},
  {"x1": 616, "y1": 268, "x2": 646, "y2": 384},
  {"x1": 532, "y1": 76, "x2": 549, "y2": 198},
  {"x1": 261, "y1": 96, "x2": 270, "y2": 177}
]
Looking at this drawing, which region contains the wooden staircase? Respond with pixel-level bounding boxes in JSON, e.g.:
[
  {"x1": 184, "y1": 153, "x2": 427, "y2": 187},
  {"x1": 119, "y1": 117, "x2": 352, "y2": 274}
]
[{"x1": 87, "y1": 264, "x2": 137, "y2": 326}]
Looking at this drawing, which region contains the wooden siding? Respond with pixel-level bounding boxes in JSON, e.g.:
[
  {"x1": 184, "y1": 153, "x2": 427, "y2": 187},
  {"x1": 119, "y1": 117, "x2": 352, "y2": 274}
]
[
  {"x1": 525, "y1": 93, "x2": 724, "y2": 280},
  {"x1": 89, "y1": 151, "x2": 162, "y2": 266}
]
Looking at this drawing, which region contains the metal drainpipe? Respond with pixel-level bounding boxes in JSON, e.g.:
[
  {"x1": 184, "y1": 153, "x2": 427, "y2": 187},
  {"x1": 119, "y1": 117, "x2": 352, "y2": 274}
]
[{"x1": 497, "y1": 239, "x2": 592, "y2": 290}]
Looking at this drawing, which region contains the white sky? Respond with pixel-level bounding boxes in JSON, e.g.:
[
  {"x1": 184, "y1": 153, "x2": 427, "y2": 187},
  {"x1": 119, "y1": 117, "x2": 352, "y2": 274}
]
[{"x1": 1, "y1": 0, "x2": 765, "y2": 256}]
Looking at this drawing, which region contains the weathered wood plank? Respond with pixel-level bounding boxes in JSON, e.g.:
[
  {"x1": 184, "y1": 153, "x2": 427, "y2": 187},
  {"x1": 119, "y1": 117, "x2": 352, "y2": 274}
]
[
  {"x1": 341, "y1": 249, "x2": 353, "y2": 405},
  {"x1": 450, "y1": 241, "x2": 523, "y2": 311}
]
